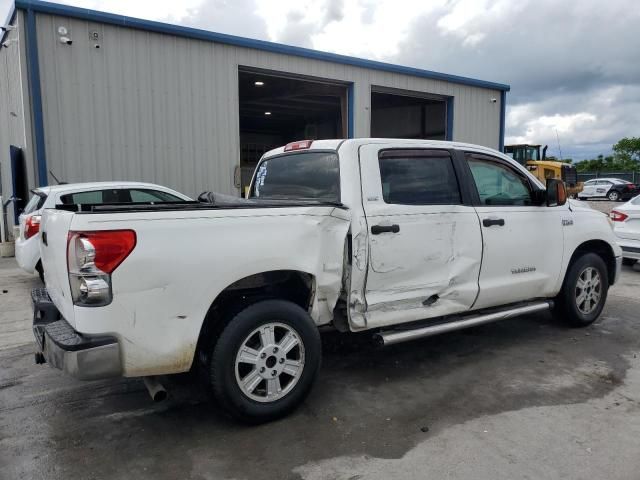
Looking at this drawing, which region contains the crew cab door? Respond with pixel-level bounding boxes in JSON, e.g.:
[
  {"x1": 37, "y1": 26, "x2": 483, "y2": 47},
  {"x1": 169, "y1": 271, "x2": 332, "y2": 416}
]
[
  {"x1": 464, "y1": 152, "x2": 565, "y2": 309},
  {"x1": 358, "y1": 145, "x2": 482, "y2": 329}
]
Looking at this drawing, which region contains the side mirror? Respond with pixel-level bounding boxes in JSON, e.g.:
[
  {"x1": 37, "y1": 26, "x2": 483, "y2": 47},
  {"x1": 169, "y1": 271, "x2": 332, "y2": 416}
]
[{"x1": 546, "y1": 178, "x2": 567, "y2": 207}]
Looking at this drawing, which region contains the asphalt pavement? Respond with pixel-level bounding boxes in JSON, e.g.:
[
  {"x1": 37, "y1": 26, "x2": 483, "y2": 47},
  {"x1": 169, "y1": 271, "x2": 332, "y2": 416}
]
[{"x1": 1, "y1": 202, "x2": 639, "y2": 479}]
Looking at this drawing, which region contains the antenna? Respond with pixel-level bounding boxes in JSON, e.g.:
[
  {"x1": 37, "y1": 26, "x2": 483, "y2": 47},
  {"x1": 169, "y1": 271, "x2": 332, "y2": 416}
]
[
  {"x1": 49, "y1": 170, "x2": 64, "y2": 184},
  {"x1": 555, "y1": 128, "x2": 564, "y2": 162}
]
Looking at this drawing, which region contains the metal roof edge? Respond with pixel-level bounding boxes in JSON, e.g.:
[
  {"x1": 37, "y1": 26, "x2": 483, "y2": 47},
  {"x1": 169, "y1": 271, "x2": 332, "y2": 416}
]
[
  {"x1": 1, "y1": 4, "x2": 17, "y2": 43},
  {"x1": 14, "y1": 0, "x2": 511, "y2": 92}
]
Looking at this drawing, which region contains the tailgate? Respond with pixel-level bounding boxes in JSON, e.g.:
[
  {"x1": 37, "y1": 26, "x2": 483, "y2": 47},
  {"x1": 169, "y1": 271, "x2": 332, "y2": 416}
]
[{"x1": 40, "y1": 208, "x2": 76, "y2": 326}]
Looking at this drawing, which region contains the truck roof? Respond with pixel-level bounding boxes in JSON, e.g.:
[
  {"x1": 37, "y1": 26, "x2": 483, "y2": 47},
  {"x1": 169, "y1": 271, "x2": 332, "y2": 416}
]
[{"x1": 263, "y1": 138, "x2": 508, "y2": 159}]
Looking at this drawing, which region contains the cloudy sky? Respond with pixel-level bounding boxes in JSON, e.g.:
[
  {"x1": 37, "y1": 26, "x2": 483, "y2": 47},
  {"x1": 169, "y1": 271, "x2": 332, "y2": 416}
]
[{"x1": 2, "y1": 0, "x2": 638, "y2": 160}]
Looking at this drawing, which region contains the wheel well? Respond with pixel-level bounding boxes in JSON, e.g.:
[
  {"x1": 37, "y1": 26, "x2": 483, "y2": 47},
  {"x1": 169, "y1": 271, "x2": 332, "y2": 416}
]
[
  {"x1": 194, "y1": 270, "x2": 315, "y2": 365},
  {"x1": 567, "y1": 240, "x2": 617, "y2": 285}
]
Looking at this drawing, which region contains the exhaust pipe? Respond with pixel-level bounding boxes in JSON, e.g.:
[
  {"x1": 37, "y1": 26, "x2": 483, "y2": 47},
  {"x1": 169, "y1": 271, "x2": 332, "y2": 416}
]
[
  {"x1": 143, "y1": 376, "x2": 168, "y2": 402},
  {"x1": 374, "y1": 301, "x2": 552, "y2": 347}
]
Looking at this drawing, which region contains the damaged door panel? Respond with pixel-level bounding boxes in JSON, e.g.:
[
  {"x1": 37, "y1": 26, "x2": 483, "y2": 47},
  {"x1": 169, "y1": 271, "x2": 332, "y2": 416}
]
[{"x1": 356, "y1": 145, "x2": 482, "y2": 329}]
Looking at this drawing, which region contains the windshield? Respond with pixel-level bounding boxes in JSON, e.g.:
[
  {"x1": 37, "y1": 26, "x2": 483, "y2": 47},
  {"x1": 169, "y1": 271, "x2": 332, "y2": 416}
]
[
  {"x1": 250, "y1": 151, "x2": 340, "y2": 202},
  {"x1": 524, "y1": 147, "x2": 540, "y2": 160}
]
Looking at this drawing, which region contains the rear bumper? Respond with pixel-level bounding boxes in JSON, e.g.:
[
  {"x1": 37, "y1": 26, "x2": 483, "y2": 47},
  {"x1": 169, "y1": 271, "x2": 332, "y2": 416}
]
[
  {"x1": 617, "y1": 238, "x2": 640, "y2": 261},
  {"x1": 32, "y1": 288, "x2": 122, "y2": 380}
]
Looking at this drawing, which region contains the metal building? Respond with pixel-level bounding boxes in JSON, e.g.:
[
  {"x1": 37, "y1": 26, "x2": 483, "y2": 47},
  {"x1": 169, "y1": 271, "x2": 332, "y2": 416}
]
[{"x1": 1, "y1": 0, "x2": 510, "y2": 220}]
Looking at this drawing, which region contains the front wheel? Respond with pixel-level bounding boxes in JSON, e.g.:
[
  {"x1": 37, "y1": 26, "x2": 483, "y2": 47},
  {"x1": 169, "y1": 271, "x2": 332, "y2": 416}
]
[
  {"x1": 608, "y1": 190, "x2": 620, "y2": 201},
  {"x1": 554, "y1": 253, "x2": 609, "y2": 327},
  {"x1": 209, "y1": 300, "x2": 321, "y2": 423}
]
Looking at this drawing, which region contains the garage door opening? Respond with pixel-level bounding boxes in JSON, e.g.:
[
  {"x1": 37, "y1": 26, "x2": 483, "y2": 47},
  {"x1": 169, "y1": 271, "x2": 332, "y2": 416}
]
[
  {"x1": 239, "y1": 69, "x2": 349, "y2": 194},
  {"x1": 371, "y1": 90, "x2": 448, "y2": 140}
]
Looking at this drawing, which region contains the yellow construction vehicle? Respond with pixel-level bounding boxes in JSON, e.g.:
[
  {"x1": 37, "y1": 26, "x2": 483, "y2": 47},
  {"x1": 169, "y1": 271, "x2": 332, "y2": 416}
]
[{"x1": 504, "y1": 144, "x2": 581, "y2": 197}]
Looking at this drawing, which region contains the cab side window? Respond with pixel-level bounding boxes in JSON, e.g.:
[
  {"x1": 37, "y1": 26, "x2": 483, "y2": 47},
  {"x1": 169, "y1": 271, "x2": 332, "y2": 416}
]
[
  {"x1": 378, "y1": 150, "x2": 461, "y2": 205},
  {"x1": 466, "y1": 154, "x2": 533, "y2": 206}
]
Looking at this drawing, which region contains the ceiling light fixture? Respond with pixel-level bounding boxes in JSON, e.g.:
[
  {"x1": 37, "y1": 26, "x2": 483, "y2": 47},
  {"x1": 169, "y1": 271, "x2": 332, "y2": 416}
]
[
  {"x1": 264, "y1": 111, "x2": 271, "y2": 116},
  {"x1": 254, "y1": 81, "x2": 265, "y2": 86}
]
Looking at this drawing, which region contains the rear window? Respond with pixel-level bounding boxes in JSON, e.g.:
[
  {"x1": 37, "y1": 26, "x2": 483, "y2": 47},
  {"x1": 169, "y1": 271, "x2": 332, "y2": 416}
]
[
  {"x1": 23, "y1": 192, "x2": 47, "y2": 214},
  {"x1": 250, "y1": 152, "x2": 340, "y2": 202},
  {"x1": 378, "y1": 151, "x2": 461, "y2": 205},
  {"x1": 632, "y1": 196, "x2": 640, "y2": 206},
  {"x1": 128, "y1": 189, "x2": 183, "y2": 202}
]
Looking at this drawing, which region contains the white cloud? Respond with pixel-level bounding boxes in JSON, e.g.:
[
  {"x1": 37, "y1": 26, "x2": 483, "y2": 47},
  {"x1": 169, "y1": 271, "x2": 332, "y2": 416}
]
[{"x1": 1, "y1": 0, "x2": 638, "y2": 161}]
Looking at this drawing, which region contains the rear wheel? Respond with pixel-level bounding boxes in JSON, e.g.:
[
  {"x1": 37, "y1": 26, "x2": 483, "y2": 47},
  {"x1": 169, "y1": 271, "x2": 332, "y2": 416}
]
[
  {"x1": 554, "y1": 253, "x2": 609, "y2": 327},
  {"x1": 209, "y1": 299, "x2": 321, "y2": 423},
  {"x1": 608, "y1": 190, "x2": 620, "y2": 201}
]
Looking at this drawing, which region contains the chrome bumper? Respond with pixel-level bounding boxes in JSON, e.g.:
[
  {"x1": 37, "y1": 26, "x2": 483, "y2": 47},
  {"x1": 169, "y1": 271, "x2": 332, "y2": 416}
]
[{"x1": 32, "y1": 288, "x2": 122, "y2": 380}]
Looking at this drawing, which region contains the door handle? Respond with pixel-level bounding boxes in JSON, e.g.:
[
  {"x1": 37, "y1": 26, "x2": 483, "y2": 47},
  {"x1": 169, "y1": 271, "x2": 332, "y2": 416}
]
[
  {"x1": 482, "y1": 218, "x2": 505, "y2": 227},
  {"x1": 371, "y1": 224, "x2": 400, "y2": 235}
]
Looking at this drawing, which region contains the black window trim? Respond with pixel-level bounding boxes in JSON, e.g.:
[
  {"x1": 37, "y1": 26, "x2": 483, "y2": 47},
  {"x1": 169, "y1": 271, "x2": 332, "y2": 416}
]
[
  {"x1": 377, "y1": 148, "x2": 472, "y2": 206},
  {"x1": 461, "y1": 151, "x2": 544, "y2": 207},
  {"x1": 249, "y1": 149, "x2": 342, "y2": 203}
]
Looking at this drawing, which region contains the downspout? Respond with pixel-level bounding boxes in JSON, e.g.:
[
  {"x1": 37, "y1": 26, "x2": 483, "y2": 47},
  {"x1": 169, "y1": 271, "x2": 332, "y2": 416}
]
[
  {"x1": 24, "y1": 8, "x2": 48, "y2": 186},
  {"x1": 498, "y1": 90, "x2": 506, "y2": 152}
]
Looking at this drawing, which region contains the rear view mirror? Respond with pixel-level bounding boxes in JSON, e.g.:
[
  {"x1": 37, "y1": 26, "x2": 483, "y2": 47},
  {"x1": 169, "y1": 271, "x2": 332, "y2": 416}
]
[{"x1": 546, "y1": 178, "x2": 567, "y2": 207}]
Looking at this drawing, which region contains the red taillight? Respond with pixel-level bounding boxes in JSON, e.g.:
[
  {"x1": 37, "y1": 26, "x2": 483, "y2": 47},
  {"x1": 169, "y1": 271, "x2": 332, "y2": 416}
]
[
  {"x1": 610, "y1": 210, "x2": 628, "y2": 222},
  {"x1": 284, "y1": 140, "x2": 313, "y2": 151},
  {"x1": 68, "y1": 230, "x2": 136, "y2": 274},
  {"x1": 24, "y1": 215, "x2": 41, "y2": 239}
]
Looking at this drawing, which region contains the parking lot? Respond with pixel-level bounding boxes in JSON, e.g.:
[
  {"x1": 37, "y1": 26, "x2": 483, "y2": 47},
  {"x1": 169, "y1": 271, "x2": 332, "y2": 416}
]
[{"x1": 1, "y1": 201, "x2": 639, "y2": 480}]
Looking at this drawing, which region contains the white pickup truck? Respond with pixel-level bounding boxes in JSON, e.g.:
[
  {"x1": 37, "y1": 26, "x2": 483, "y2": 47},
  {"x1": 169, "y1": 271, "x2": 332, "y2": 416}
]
[{"x1": 34, "y1": 139, "x2": 622, "y2": 422}]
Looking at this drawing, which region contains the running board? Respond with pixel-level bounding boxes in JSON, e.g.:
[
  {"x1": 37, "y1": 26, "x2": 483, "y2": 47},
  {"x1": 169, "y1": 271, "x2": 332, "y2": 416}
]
[{"x1": 374, "y1": 301, "x2": 553, "y2": 347}]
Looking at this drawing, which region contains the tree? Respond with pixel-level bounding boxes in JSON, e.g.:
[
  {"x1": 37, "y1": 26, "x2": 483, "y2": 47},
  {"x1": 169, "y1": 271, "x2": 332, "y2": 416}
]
[
  {"x1": 613, "y1": 137, "x2": 640, "y2": 162},
  {"x1": 574, "y1": 137, "x2": 640, "y2": 172}
]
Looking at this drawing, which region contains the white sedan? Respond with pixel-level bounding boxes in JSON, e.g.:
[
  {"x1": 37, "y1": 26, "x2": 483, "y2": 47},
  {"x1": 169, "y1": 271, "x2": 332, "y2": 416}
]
[
  {"x1": 15, "y1": 181, "x2": 191, "y2": 281},
  {"x1": 610, "y1": 195, "x2": 640, "y2": 266}
]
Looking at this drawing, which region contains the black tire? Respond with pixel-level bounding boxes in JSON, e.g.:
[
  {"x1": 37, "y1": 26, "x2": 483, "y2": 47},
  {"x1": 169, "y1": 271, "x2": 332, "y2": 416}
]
[
  {"x1": 622, "y1": 258, "x2": 637, "y2": 267},
  {"x1": 554, "y1": 253, "x2": 609, "y2": 327},
  {"x1": 36, "y1": 261, "x2": 44, "y2": 283},
  {"x1": 607, "y1": 190, "x2": 620, "y2": 201},
  {"x1": 209, "y1": 299, "x2": 321, "y2": 423}
]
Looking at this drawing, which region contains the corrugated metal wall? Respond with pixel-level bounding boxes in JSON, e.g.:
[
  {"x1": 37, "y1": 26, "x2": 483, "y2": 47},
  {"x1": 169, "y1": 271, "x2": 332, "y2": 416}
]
[
  {"x1": 0, "y1": 11, "x2": 34, "y2": 225},
  {"x1": 34, "y1": 12, "x2": 503, "y2": 197}
]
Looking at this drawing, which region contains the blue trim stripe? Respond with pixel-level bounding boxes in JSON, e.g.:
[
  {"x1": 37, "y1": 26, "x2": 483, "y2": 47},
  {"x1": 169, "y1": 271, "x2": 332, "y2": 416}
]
[
  {"x1": 25, "y1": 8, "x2": 48, "y2": 186},
  {"x1": 15, "y1": 0, "x2": 509, "y2": 92},
  {"x1": 499, "y1": 90, "x2": 507, "y2": 151},
  {"x1": 347, "y1": 84, "x2": 354, "y2": 138},
  {"x1": 445, "y1": 97, "x2": 454, "y2": 141}
]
